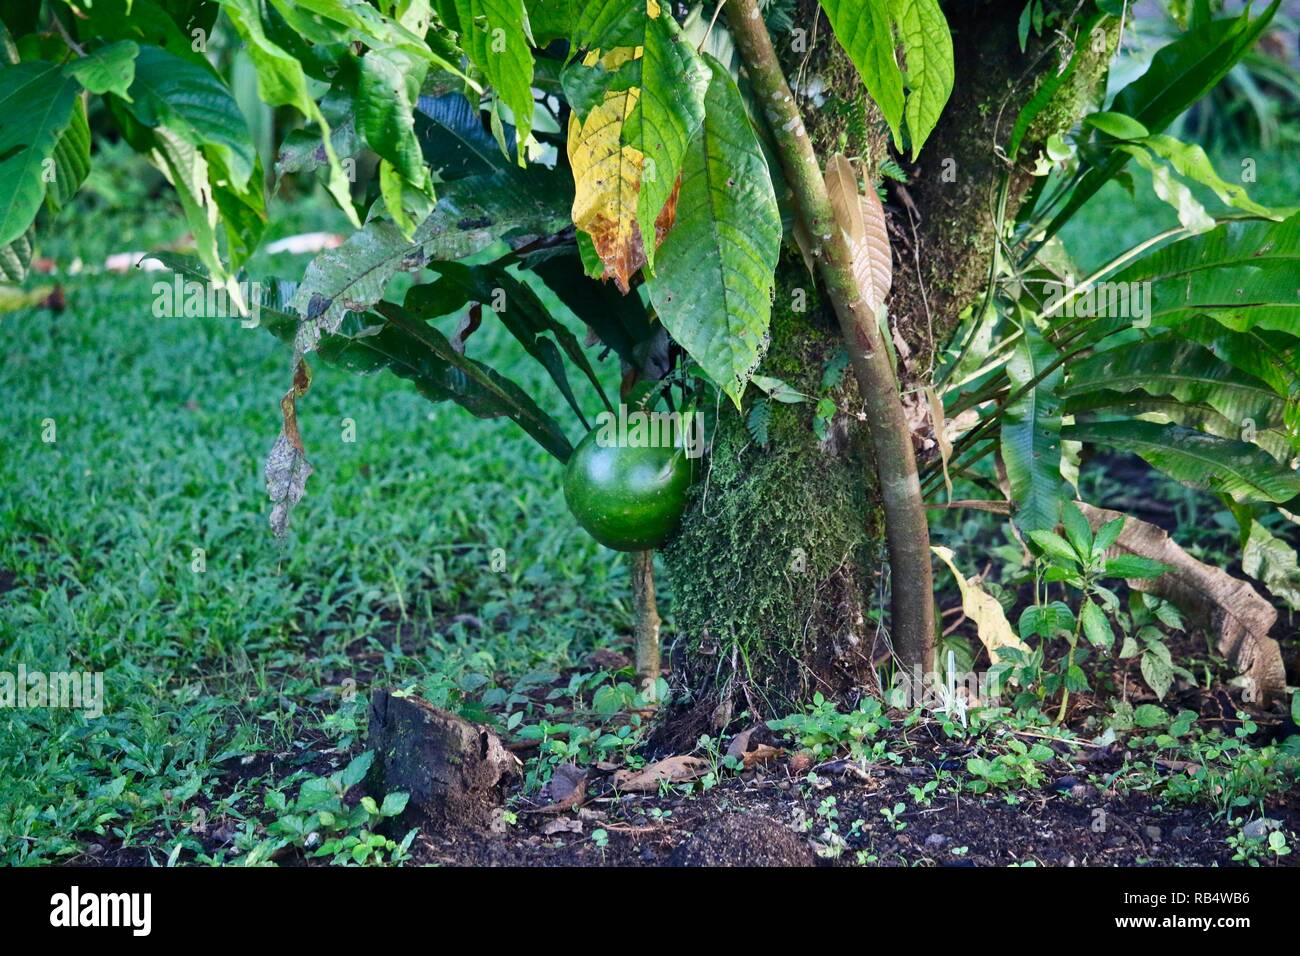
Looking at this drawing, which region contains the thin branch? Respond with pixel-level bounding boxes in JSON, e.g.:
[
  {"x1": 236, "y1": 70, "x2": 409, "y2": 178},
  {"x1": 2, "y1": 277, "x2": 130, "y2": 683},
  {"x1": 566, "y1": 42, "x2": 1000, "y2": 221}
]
[{"x1": 725, "y1": 0, "x2": 934, "y2": 675}]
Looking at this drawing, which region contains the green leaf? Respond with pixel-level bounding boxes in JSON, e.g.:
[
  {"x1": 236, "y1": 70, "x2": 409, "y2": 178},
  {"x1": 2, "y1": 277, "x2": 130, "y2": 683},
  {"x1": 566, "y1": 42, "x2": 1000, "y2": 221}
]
[
  {"x1": 0, "y1": 62, "x2": 82, "y2": 246},
  {"x1": 1044, "y1": 0, "x2": 1281, "y2": 239},
  {"x1": 64, "y1": 40, "x2": 139, "y2": 99},
  {"x1": 1138, "y1": 133, "x2": 1295, "y2": 220},
  {"x1": 1003, "y1": 323, "x2": 1065, "y2": 535},
  {"x1": 1064, "y1": 338, "x2": 1285, "y2": 430},
  {"x1": 1080, "y1": 599, "x2": 1114, "y2": 651},
  {"x1": 44, "y1": 97, "x2": 92, "y2": 214},
  {"x1": 1096, "y1": 213, "x2": 1300, "y2": 339},
  {"x1": 1092, "y1": 516, "x2": 1126, "y2": 555},
  {"x1": 340, "y1": 750, "x2": 375, "y2": 788},
  {"x1": 1028, "y1": 530, "x2": 1079, "y2": 566},
  {"x1": 379, "y1": 792, "x2": 410, "y2": 816},
  {"x1": 438, "y1": 0, "x2": 535, "y2": 163},
  {"x1": 1061, "y1": 502, "x2": 1093, "y2": 560},
  {"x1": 1120, "y1": 144, "x2": 1213, "y2": 233},
  {"x1": 1018, "y1": 600, "x2": 1075, "y2": 639},
  {"x1": 1104, "y1": 554, "x2": 1170, "y2": 580},
  {"x1": 1140, "y1": 648, "x2": 1175, "y2": 700},
  {"x1": 123, "y1": 44, "x2": 258, "y2": 192},
  {"x1": 358, "y1": 45, "x2": 433, "y2": 192},
  {"x1": 1063, "y1": 420, "x2": 1300, "y2": 503},
  {"x1": 647, "y1": 54, "x2": 780, "y2": 408},
  {"x1": 0, "y1": 228, "x2": 33, "y2": 282},
  {"x1": 891, "y1": 0, "x2": 954, "y2": 160},
  {"x1": 1133, "y1": 703, "x2": 1168, "y2": 728},
  {"x1": 1084, "y1": 111, "x2": 1150, "y2": 140}
]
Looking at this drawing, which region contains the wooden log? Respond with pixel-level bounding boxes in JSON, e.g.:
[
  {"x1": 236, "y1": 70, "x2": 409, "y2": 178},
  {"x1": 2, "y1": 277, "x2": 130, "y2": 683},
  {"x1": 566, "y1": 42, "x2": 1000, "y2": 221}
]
[{"x1": 368, "y1": 689, "x2": 520, "y2": 831}]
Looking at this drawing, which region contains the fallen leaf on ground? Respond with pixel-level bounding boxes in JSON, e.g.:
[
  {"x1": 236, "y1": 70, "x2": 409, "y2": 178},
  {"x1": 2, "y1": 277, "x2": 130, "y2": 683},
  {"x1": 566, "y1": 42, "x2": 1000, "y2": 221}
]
[
  {"x1": 527, "y1": 763, "x2": 587, "y2": 813},
  {"x1": 613, "y1": 754, "x2": 708, "y2": 792}
]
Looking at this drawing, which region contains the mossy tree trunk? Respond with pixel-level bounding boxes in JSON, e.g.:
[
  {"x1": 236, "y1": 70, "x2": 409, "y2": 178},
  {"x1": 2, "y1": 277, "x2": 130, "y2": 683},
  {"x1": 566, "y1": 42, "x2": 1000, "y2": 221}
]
[{"x1": 659, "y1": 1, "x2": 1117, "y2": 733}]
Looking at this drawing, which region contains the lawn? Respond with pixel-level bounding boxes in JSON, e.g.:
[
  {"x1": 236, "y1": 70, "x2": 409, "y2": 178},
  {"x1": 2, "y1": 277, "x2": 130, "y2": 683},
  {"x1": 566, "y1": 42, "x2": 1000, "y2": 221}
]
[{"x1": 2, "y1": 148, "x2": 1298, "y2": 868}]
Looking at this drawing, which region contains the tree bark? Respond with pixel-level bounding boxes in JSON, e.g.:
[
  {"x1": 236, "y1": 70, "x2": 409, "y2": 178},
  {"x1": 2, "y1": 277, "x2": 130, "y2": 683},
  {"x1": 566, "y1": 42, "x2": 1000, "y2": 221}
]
[{"x1": 660, "y1": 0, "x2": 1117, "y2": 732}]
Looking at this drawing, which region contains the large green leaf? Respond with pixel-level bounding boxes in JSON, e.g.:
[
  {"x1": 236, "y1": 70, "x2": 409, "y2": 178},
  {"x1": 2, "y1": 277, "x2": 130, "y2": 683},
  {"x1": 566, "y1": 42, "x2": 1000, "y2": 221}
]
[
  {"x1": 646, "y1": 54, "x2": 780, "y2": 408},
  {"x1": 1003, "y1": 322, "x2": 1066, "y2": 534},
  {"x1": 1063, "y1": 390, "x2": 1295, "y2": 463},
  {"x1": 121, "y1": 44, "x2": 258, "y2": 191},
  {"x1": 291, "y1": 168, "x2": 570, "y2": 345},
  {"x1": 570, "y1": 0, "x2": 710, "y2": 272},
  {"x1": 890, "y1": 0, "x2": 954, "y2": 159},
  {"x1": 1065, "y1": 214, "x2": 1300, "y2": 344},
  {"x1": 1063, "y1": 419, "x2": 1300, "y2": 503},
  {"x1": 818, "y1": 0, "x2": 953, "y2": 158},
  {"x1": 159, "y1": 254, "x2": 574, "y2": 461},
  {"x1": 1064, "y1": 338, "x2": 1285, "y2": 428},
  {"x1": 220, "y1": 0, "x2": 360, "y2": 226},
  {"x1": 436, "y1": 0, "x2": 534, "y2": 162},
  {"x1": 357, "y1": 46, "x2": 432, "y2": 194},
  {"x1": 1043, "y1": 0, "x2": 1280, "y2": 239},
  {"x1": 0, "y1": 62, "x2": 82, "y2": 246}
]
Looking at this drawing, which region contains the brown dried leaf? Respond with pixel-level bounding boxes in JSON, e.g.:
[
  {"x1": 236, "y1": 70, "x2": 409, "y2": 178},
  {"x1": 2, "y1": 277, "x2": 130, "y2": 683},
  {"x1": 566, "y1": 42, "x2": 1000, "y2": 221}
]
[
  {"x1": 824, "y1": 153, "x2": 892, "y2": 312},
  {"x1": 612, "y1": 754, "x2": 709, "y2": 792},
  {"x1": 265, "y1": 359, "x2": 313, "y2": 538},
  {"x1": 527, "y1": 763, "x2": 587, "y2": 814},
  {"x1": 1078, "y1": 503, "x2": 1286, "y2": 704}
]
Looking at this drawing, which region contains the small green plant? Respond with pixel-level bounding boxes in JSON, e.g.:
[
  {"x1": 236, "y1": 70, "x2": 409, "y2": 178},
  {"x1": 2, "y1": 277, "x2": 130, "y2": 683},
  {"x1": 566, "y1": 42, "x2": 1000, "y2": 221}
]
[
  {"x1": 259, "y1": 752, "x2": 417, "y2": 866},
  {"x1": 767, "y1": 695, "x2": 893, "y2": 761},
  {"x1": 1012, "y1": 504, "x2": 1171, "y2": 722}
]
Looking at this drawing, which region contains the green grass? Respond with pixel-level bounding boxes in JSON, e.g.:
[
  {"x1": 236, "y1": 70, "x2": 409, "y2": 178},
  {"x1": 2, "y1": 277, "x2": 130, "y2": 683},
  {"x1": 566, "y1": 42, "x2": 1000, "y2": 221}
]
[{"x1": 0, "y1": 257, "x2": 636, "y2": 864}]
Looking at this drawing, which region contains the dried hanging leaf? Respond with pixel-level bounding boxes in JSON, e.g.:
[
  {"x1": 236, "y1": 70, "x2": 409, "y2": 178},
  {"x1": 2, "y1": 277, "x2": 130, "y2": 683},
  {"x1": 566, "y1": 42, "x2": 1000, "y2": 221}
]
[
  {"x1": 1078, "y1": 503, "x2": 1286, "y2": 704},
  {"x1": 612, "y1": 754, "x2": 709, "y2": 792},
  {"x1": 927, "y1": 385, "x2": 954, "y2": 501},
  {"x1": 265, "y1": 359, "x2": 313, "y2": 538},
  {"x1": 931, "y1": 545, "x2": 1030, "y2": 664},
  {"x1": 823, "y1": 153, "x2": 892, "y2": 313}
]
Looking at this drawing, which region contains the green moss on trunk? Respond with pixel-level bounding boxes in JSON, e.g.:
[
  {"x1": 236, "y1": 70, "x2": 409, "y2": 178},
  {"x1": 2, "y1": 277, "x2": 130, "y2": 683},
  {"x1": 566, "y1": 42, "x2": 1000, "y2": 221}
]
[{"x1": 661, "y1": 261, "x2": 884, "y2": 725}]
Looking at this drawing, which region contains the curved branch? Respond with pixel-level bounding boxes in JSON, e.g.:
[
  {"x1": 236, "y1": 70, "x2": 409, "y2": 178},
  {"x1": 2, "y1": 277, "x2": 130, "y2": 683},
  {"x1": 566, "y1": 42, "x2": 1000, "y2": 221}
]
[{"x1": 725, "y1": 0, "x2": 934, "y2": 676}]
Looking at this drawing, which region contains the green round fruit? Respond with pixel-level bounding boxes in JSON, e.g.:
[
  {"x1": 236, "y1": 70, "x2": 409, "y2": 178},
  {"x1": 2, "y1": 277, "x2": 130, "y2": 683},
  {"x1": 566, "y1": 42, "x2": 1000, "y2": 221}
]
[{"x1": 563, "y1": 429, "x2": 693, "y2": 551}]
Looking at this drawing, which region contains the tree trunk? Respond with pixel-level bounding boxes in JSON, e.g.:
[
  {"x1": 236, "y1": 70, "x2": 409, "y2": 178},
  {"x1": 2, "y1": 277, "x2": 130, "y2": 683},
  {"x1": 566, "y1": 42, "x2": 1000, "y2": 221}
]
[{"x1": 660, "y1": 1, "x2": 1117, "y2": 733}]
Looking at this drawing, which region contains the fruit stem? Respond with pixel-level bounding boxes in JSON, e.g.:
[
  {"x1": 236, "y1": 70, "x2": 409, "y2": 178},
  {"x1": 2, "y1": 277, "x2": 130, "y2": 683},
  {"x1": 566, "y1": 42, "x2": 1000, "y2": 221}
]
[{"x1": 631, "y1": 549, "x2": 661, "y2": 705}]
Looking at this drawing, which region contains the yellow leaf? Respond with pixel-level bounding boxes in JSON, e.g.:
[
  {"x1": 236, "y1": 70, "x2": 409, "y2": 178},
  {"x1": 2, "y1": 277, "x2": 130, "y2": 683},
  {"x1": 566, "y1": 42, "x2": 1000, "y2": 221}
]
[
  {"x1": 568, "y1": 86, "x2": 647, "y2": 293},
  {"x1": 931, "y1": 545, "x2": 1029, "y2": 664}
]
